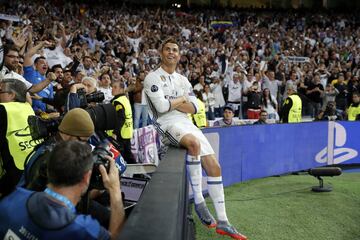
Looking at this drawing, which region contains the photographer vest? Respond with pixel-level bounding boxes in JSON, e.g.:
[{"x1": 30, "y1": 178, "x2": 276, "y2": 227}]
[
  {"x1": 288, "y1": 95, "x2": 302, "y2": 123},
  {"x1": 0, "y1": 102, "x2": 37, "y2": 173},
  {"x1": 112, "y1": 95, "x2": 133, "y2": 139},
  {"x1": 191, "y1": 98, "x2": 207, "y2": 128}
]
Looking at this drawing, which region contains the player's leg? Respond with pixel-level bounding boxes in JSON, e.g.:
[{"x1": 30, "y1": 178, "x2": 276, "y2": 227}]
[
  {"x1": 202, "y1": 154, "x2": 247, "y2": 240},
  {"x1": 177, "y1": 133, "x2": 215, "y2": 228},
  {"x1": 165, "y1": 122, "x2": 216, "y2": 228}
]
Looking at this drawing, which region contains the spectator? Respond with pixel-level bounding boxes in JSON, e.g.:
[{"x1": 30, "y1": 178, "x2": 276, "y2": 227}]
[
  {"x1": 227, "y1": 72, "x2": 243, "y2": 118},
  {"x1": 306, "y1": 73, "x2": 324, "y2": 118},
  {"x1": 98, "y1": 73, "x2": 113, "y2": 104},
  {"x1": 261, "y1": 70, "x2": 282, "y2": 103},
  {"x1": 253, "y1": 110, "x2": 268, "y2": 125},
  {"x1": 23, "y1": 42, "x2": 54, "y2": 113},
  {"x1": 1, "y1": 44, "x2": 54, "y2": 94},
  {"x1": 132, "y1": 71, "x2": 149, "y2": 128},
  {"x1": 245, "y1": 83, "x2": 262, "y2": 119},
  {"x1": 213, "y1": 105, "x2": 236, "y2": 127},
  {"x1": 322, "y1": 83, "x2": 339, "y2": 111},
  {"x1": 77, "y1": 56, "x2": 96, "y2": 76},
  {"x1": 210, "y1": 76, "x2": 226, "y2": 118},
  {"x1": 202, "y1": 83, "x2": 216, "y2": 121},
  {"x1": 316, "y1": 101, "x2": 343, "y2": 121},
  {"x1": 334, "y1": 73, "x2": 348, "y2": 112},
  {"x1": 261, "y1": 88, "x2": 279, "y2": 121}
]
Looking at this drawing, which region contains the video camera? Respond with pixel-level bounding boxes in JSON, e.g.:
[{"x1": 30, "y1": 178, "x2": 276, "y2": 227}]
[
  {"x1": 28, "y1": 103, "x2": 118, "y2": 140},
  {"x1": 77, "y1": 88, "x2": 105, "y2": 108}
]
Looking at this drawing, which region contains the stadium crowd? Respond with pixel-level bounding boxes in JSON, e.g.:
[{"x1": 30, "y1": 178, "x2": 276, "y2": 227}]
[{"x1": 1, "y1": 1, "x2": 360, "y2": 125}]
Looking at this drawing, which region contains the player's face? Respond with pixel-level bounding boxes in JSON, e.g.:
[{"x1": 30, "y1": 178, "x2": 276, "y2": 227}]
[{"x1": 161, "y1": 43, "x2": 180, "y2": 66}]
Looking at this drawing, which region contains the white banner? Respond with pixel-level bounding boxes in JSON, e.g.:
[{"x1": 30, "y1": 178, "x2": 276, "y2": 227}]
[
  {"x1": 285, "y1": 56, "x2": 310, "y2": 63},
  {"x1": 0, "y1": 14, "x2": 21, "y2": 22}
]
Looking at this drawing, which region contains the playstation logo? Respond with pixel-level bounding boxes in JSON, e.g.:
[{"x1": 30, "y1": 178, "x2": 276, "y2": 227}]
[{"x1": 315, "y1": 122, "x2": 358, "y2": 164}]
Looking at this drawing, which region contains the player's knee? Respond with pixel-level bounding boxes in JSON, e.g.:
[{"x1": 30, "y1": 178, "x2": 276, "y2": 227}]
[{"x1": 186, "y1": 137, "x2": 201, "y2": 154}]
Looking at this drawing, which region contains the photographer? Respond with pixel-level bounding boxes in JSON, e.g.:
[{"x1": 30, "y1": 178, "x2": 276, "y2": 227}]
[
  {"x1": 24, "y1": 108, "x2": 95, "y2": 191},
  {"x1": 0, "y1": 141, "x2": 124, "y2": 239},
  {"x1": 65, "y1": 76, "x2": 104, "y2": 112},
  {"x1": 0, "y1": 79, "x2": 39, "y2": 197}
]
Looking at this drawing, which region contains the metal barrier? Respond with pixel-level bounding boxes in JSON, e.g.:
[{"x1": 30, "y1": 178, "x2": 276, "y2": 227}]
[{"x1": 118, "y1": 147, "x2": 194, "y2": 240}]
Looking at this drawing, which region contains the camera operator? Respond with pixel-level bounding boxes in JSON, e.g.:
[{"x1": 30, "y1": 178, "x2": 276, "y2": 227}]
[
  {"x1": 65, "y1": 76, "x2": 104, "y2": 112},
  {"x1": 0, "y1": 141, "x2": 124, "y2": 239},
  {"x1": 0, "y1": 79, "x2": 39, "y2": 197}
]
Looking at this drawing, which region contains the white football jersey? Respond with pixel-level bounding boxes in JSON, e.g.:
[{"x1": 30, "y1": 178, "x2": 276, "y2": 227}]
[{"x1": 144, "y1": 67, "x2": 197, "y2": 124}]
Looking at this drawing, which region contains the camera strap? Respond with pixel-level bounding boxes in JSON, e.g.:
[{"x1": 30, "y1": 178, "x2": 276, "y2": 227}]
[{"x1": 44, "y1": 188, "x2": 76, "y2": 214}]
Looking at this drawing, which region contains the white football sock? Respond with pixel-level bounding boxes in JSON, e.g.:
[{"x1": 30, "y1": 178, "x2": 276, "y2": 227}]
[
  {"x1": 186, "y1": 155, "x2": 204, "y2": 204},
  {"x1": 207, "y1": 176, "x2": 228, "y2": 222}
]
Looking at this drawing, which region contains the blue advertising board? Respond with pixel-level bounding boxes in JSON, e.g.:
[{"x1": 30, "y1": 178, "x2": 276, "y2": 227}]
[{"x1": 202, "y1": 121, "x2": 360, "y2": 187}]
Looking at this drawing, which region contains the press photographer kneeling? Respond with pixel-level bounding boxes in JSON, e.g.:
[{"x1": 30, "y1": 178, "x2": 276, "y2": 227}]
[{"x1": 0, "y1": 141, "x2": 125, "y2": 239}]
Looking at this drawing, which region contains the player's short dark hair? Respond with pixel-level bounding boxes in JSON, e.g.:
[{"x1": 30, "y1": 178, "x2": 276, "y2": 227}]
[
  {"x1": 47, "y1": 141, "x2": 93, "y2": 187},
  {"x1": 161, "y1": 37, "x2": 180, "y2": 51}
]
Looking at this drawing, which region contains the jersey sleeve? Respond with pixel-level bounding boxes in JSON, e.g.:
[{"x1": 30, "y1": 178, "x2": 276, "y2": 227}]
[
  {"x1": 183, "y1": 76, "x2": 198, "y2": 113},
  {"x1": 144, "y1": 72, "x2": 171, "y2": 113}
]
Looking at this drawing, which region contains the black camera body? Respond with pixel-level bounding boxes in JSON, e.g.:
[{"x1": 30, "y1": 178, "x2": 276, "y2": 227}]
[
  {"x1": 28, "y1": 103, "x2": 118, "y2": 140},
  {"x1": 90, "y1": 144, "x2": 112, "y2": 189},
  {"x1": 77, "y1": 88, "x2": 105, "y2": 108},
  {"x1": 28, "y1": 115, "x2": 63, "y2": 140}
]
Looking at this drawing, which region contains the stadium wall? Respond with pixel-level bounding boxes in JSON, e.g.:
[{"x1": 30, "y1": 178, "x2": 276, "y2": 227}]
[{"x1": 203, "y1": 121, "x2": 360, "y2": 187}]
